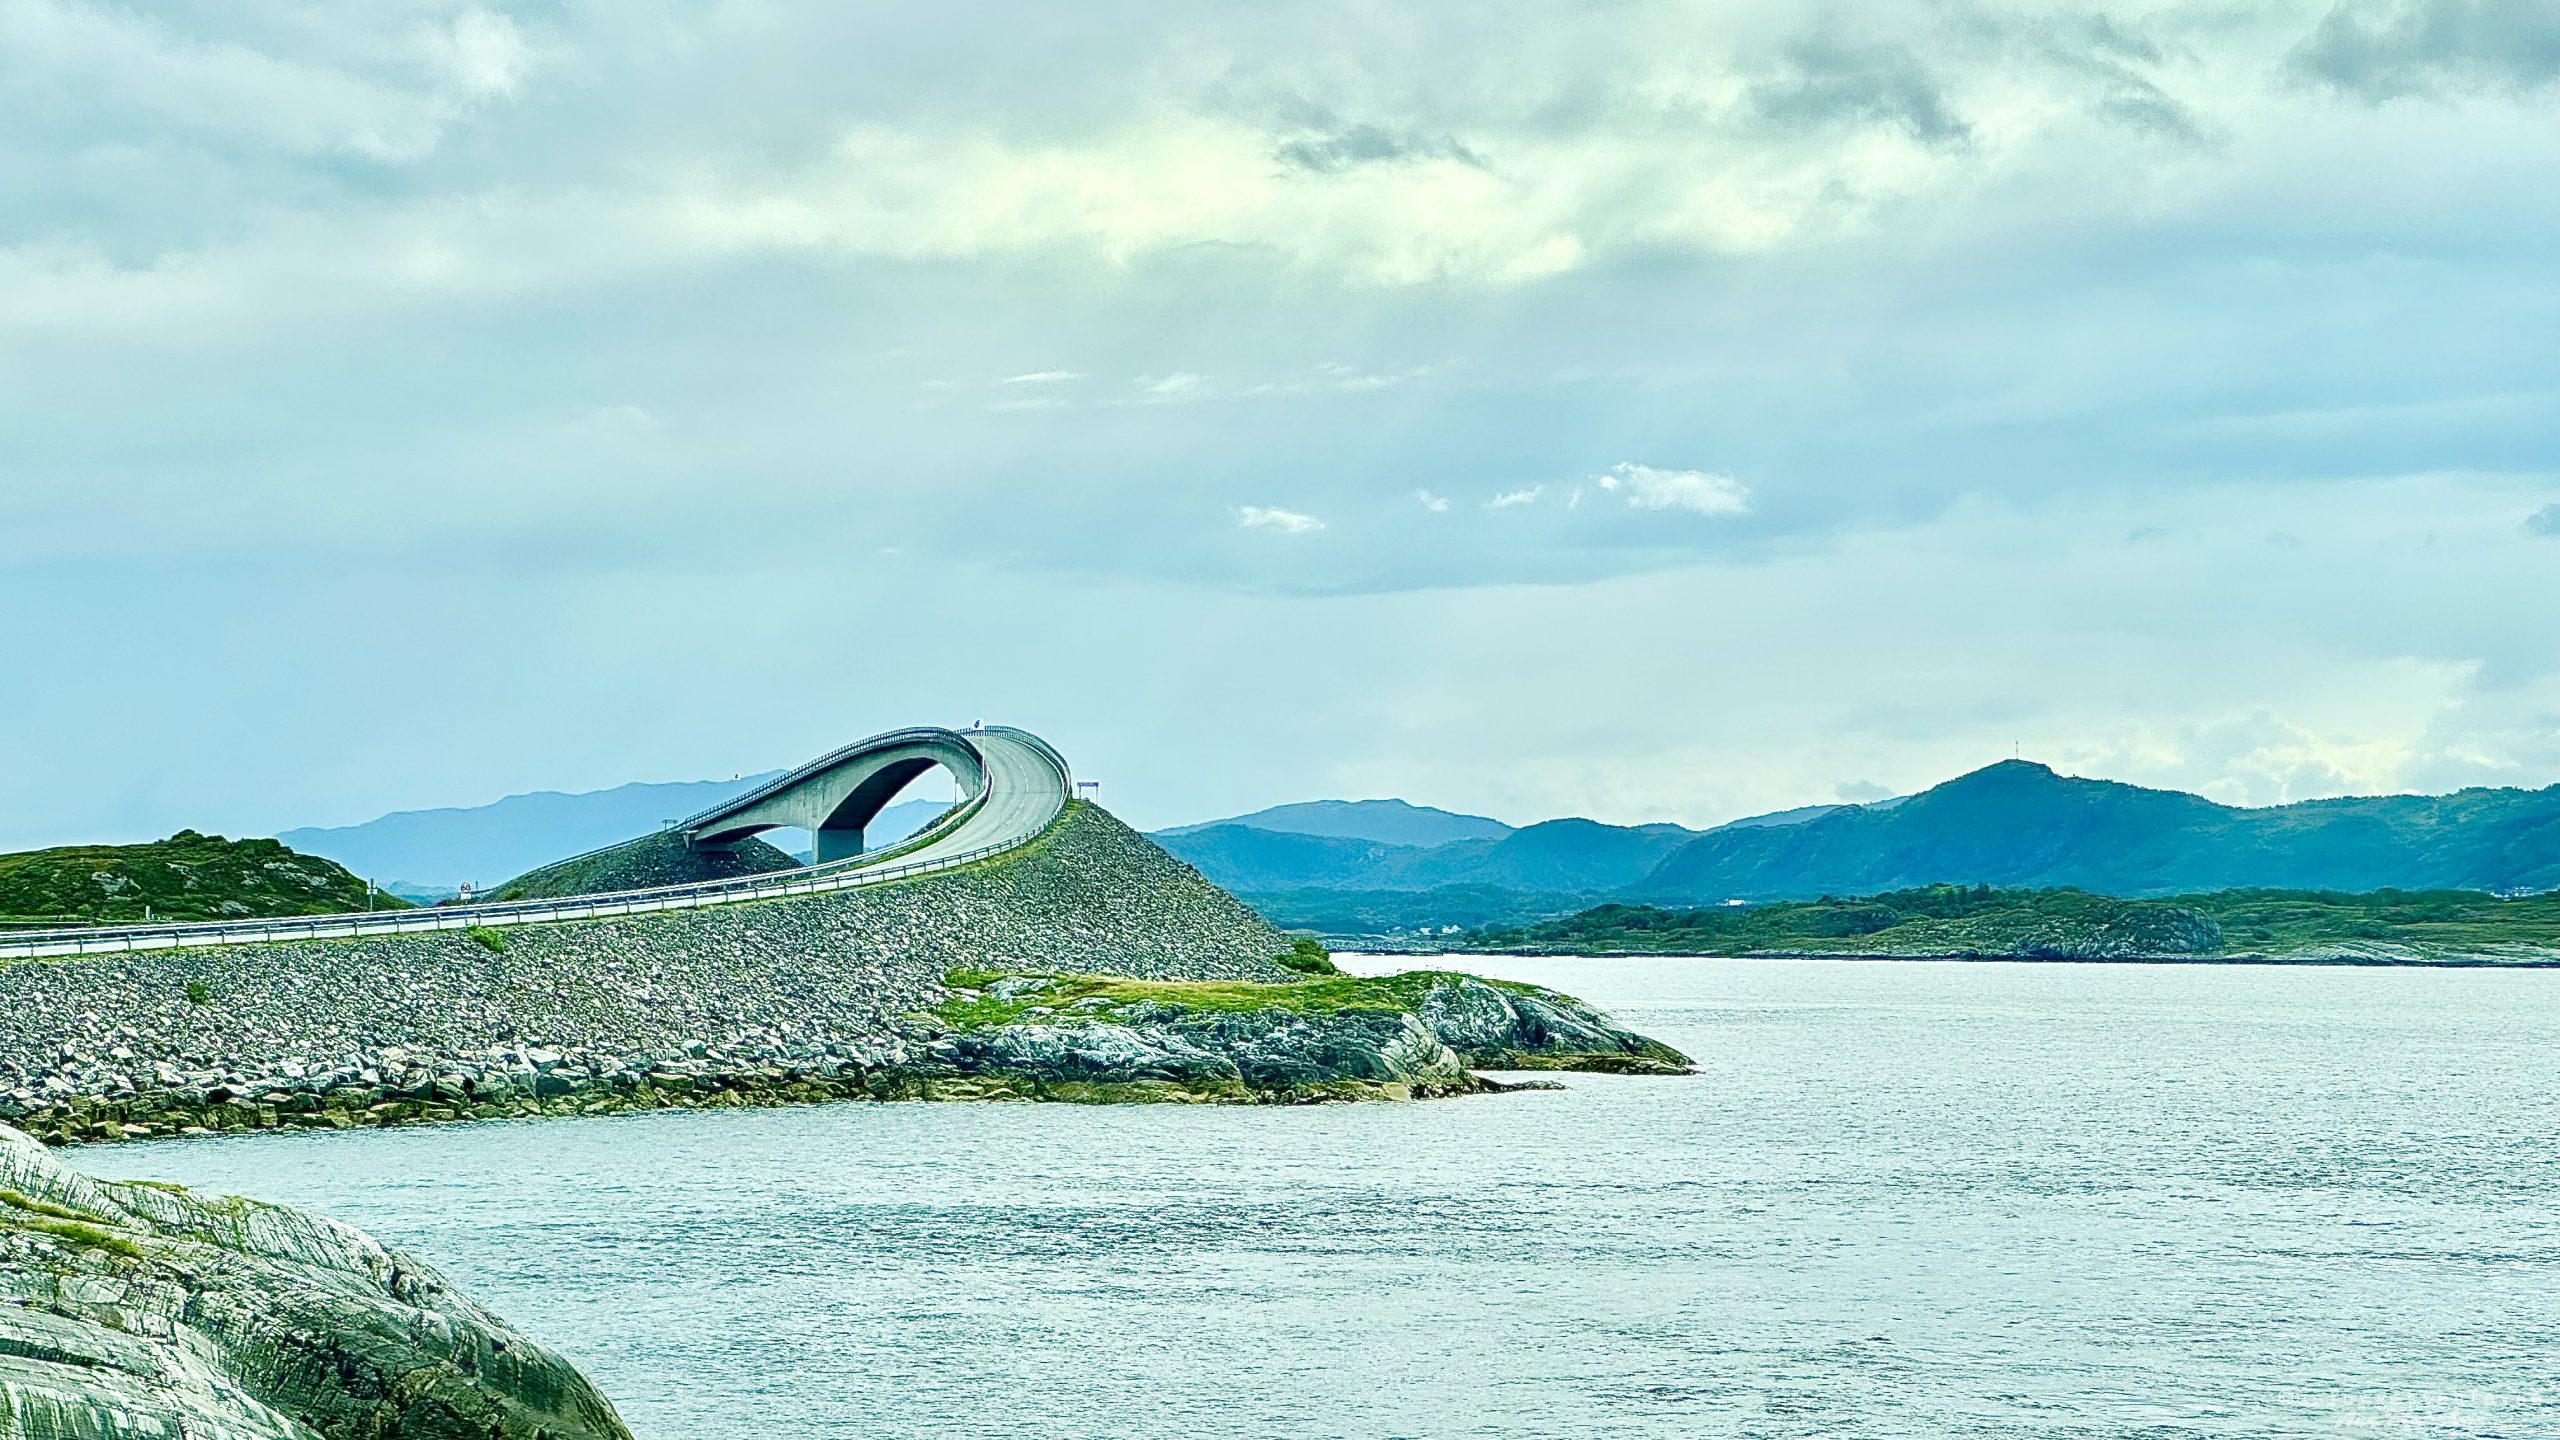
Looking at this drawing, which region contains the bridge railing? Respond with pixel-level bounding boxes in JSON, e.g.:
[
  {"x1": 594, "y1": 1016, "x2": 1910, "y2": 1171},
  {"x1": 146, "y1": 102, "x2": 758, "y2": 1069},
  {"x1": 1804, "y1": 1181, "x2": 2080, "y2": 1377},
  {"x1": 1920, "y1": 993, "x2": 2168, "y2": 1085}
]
[{"x1": 0, "y1": 731, "x2": 1063, "y2": 963}]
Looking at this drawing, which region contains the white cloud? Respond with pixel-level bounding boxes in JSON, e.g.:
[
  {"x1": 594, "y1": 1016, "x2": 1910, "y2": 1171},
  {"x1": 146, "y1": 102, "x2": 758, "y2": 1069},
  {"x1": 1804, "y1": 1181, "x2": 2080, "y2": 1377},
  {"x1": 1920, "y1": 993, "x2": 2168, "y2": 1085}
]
[
  {"x1": 429, "y1": 10, "x2": 534, "y2": 100},
  {"x1": 1003, "y1": 369, "x2": 1083, "y2": 385},
  {"x1": 1485, "y1": 486, "x2": 1544, "y2": 509},
  {"x1": 1138, "y1": 372, "x2": 1212, "y2": 402},
  {"x1": 1416, "y1": 489, "x2": 1451, "y2": 512},
  {"x1": 1597, "y1": 463, "x2": 1751, "y2": 516},
  {"x1": 1237, "y1": 505, "x2": 1324, "y2": 533}
]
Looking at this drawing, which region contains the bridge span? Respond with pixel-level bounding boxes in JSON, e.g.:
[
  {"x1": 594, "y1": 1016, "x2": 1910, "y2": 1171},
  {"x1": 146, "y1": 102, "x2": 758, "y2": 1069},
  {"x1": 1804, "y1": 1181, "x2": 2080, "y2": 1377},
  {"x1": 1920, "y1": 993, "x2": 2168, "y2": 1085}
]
[{"x1": 0, "y1": 725, "x2": 1071, "y2": 961}]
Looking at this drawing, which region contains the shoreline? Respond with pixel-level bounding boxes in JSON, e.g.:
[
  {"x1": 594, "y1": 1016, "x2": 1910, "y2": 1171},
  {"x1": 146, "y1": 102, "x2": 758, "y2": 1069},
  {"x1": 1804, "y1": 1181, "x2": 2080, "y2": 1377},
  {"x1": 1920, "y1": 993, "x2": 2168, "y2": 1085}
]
[
  {"x1": 1351, "y1": 947, "x2": 2560, "y2": 970},
  {"x1": 10, "y1": 1055, "x2": 1502, "y2": 1149},
  {"x1": 10, "y1": 968, "x2": 1693, "y2": 1148}
]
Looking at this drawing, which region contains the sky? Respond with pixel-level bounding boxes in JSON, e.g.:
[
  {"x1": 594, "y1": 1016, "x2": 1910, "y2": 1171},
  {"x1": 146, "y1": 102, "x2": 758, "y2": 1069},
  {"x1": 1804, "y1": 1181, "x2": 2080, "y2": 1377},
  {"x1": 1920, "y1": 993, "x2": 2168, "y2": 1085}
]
[{"x1": 4, "y1": 0, "x2": 2557, "y2": 848}]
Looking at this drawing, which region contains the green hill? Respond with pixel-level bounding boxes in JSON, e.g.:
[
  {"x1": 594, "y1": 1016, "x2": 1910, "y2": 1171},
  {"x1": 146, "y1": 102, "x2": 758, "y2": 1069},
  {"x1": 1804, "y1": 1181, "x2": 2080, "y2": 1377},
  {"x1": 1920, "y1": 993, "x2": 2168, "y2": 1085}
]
[
  {"x1": 1636, "y1": 761, "x2": 2560, "y2": 901},
  {"x1": 0, "y1": 831, "x2": 408, "y2": 927}
]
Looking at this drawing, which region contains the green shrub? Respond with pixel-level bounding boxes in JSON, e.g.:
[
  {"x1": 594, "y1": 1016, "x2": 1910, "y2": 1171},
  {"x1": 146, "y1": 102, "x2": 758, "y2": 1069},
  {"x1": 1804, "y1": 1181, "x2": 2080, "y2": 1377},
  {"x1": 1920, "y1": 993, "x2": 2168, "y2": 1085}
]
[
  {"x1": 183, "y1": 980, "x2": 212, "y2": 1006},
  {"x1": 464, "y1": 925, "x2": 508, "y2": 954},
  {"x1": 1274, "y1": 937, "x2": 1341, "y2": 976}
]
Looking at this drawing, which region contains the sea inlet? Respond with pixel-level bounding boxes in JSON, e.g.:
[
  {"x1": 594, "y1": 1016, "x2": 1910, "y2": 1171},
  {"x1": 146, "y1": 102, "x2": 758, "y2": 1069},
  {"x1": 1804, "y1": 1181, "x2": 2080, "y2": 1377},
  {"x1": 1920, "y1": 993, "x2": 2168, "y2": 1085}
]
[{"x1": 82, "y1": 954, "x2": 2560, "y2": 1439}]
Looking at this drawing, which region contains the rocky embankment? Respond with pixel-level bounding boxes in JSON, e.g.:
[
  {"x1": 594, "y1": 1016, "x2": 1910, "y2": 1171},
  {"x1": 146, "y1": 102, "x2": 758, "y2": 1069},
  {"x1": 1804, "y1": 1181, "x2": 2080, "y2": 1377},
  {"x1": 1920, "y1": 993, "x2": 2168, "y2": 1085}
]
[
  {"x1": 488, "y1": 829, "x2": 800, "y2": 902},
  {"x1": 0, "y1": 1124, "x2": 628, "y2": 1438},
  {"x1": 1, "y1": 806, "x2": 1691, "y2": 1141},
  {"x1": 0, "y1": 806, "x2": 1302, "y2": 1143}
]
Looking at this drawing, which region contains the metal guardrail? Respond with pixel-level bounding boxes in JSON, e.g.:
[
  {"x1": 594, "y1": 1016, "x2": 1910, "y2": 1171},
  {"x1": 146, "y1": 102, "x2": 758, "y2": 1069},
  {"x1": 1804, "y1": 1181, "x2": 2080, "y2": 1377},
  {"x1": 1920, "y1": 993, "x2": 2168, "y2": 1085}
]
[{"x1": 0, "y1": 726, "x2": 1071, "y2": 962}]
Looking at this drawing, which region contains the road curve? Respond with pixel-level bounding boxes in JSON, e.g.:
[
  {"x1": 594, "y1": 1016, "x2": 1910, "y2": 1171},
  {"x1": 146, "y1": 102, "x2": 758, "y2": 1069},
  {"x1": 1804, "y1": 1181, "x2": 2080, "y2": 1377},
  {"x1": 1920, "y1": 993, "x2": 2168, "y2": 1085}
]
[{"x1": 0, "y1": 725, "x2": 1073, "y2": 961}]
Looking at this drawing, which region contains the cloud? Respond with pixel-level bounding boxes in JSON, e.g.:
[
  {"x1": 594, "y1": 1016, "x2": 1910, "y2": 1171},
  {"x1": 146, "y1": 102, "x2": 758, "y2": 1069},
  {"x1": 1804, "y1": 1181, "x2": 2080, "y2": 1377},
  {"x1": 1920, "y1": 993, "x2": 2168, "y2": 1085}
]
[
  {"x1": 7, "y1": 0, "x2": 2560, "y2": 845},
  {"x1": 2289, "y1": 0, "x2": 2560, "y2": 101},
  {"x1": 1485, "y1": 486, "x2": 1544, "y2": 509},
  {"x1": 1596, "y1": 464, "x2": 1752, "y2": 516},
  {"x1": 2530, "y1": 503, "x2": 2560, "y2": 536},
  {"x1": 1237, "y1": 505, "x2": 1324, "y2": 533},
  {"x1": 1274, "y1": 123, "x2": 1485, "y2": 175},
  {"x1": 1138, "y1": 373, "x2": 1212, "y2": 403},
  {"x1": 1415, "y1": 490, "x2": 1451, "y2": 512},
  {"x1": 1003, "y1": 370, "x2": 1083, "y2": 385},
  {"x1": 1749, "y1": 36, "x2": 1971, "y2": 147},
  {"x1": 1836, "y1": 780, "x2": 1895, "y2": 803},
  {"x1": 429, "y1": 10, "x2": 535, "y2": 100}
]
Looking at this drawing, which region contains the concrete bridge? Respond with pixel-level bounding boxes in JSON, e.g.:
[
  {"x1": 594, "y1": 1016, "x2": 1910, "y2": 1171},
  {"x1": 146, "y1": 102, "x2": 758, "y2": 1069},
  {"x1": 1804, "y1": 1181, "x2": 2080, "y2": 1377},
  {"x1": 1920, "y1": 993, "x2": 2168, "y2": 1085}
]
[{"x1": 0, "y1": 725, "x2": 1072, "y2": 960}]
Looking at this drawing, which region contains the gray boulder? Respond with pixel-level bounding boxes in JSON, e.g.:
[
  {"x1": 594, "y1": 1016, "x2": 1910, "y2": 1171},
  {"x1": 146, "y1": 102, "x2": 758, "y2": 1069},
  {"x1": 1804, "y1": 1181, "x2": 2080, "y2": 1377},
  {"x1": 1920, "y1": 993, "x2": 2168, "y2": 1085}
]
[{"x1": 1408, "y1": 973, "x2": 1693, "y2": 1073}]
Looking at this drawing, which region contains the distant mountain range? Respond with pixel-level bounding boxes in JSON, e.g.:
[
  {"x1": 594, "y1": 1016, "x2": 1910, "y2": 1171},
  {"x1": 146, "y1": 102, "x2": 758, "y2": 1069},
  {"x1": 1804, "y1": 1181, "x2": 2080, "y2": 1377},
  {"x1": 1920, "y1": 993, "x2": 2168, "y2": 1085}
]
[
  {"x1": 1154, "y1": 761, "x2": 2560, "y2": 937},
  {"x1": 278, "y1": 777, "x2": 945, "y2": 892},
  {"x1": 269, "y1": 758, "x2": 2560, "y2": 933},
  {"x1": 1158, "y1": 798, "x2": 1512, "y2": 847}
]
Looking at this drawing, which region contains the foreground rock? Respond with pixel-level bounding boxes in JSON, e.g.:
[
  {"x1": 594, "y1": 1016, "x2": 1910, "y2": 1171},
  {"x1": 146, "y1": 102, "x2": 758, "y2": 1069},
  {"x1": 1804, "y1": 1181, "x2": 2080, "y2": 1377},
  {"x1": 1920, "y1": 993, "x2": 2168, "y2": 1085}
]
[
  {"x1": 911, "y1": 968, "x2": 1692, "y2": 1101},
  {"x1": 0, "y1": 1124, "x2": 628, "y2": 1439}
]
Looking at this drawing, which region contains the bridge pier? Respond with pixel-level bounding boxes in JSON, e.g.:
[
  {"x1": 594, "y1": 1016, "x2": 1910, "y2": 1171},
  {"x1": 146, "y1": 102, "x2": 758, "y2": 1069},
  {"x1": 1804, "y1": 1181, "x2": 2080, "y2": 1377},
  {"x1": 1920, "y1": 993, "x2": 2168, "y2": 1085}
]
[{"x1": 813, "y1": 826, "x2": 865, "y2": 864}]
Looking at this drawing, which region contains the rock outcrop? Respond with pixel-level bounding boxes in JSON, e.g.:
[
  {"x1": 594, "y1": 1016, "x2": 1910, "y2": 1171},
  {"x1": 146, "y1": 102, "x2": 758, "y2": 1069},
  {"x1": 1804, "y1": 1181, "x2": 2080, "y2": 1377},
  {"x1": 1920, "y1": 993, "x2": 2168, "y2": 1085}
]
[
  {"x1": 0, "y1": 1124, "x2": 629, "y2": 1439},
  {"x1": 911, "y1": 969, "x2": 1692, "y2": 1101}
]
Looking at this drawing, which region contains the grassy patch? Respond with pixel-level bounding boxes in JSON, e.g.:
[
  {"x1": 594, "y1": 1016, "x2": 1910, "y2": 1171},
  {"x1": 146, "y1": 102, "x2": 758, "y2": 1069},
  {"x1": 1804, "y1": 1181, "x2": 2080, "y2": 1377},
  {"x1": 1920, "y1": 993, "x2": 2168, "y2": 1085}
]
[
  {"x1": 0, "y1": 1188, "x2": 87, "y2": 1223},
  {"x1": 934, "y1": 966, "x2": 1544, "y2": 1031},
  {"x1": 464, "y1": 925, "x2": 508, "y2": 954},
  {"x1": 17, "y1": 1216, "x2": 146, "y2": 1261},
  {"x1": 1273, "y1": 937, "x2": 1341, "y2": 977},
  {"x1": 1, "y1": 1193, "x2": 147, "y2": 1261},
  {"x1": 184, "y1": 979, "x2": 211, "y2": 1006}
]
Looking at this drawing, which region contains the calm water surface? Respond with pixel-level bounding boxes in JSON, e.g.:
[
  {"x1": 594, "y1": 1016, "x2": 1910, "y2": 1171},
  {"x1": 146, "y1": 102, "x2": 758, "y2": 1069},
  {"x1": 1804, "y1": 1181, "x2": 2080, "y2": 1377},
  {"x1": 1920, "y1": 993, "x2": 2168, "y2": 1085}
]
[{"x1": 83, "y1": 956, "x2": 2560, "y2": 1439}]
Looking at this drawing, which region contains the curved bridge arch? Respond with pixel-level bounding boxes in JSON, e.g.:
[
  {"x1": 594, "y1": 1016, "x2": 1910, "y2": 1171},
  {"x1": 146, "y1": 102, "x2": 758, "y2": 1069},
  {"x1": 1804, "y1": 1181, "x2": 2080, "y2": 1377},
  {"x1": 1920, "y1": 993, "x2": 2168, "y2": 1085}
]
[{"x1": 682, "y1": 726, "x2": 990, "y2": 862}]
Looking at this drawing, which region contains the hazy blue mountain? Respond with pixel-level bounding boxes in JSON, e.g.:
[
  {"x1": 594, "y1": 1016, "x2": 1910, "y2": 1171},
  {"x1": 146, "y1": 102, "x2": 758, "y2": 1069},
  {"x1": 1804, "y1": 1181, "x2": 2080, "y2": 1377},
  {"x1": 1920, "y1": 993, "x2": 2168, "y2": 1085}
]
[
  {"x1": 1379, "y1": 819, "x2": 1699, "y2": 892},
  {"x1": 1634, "y1": 760, "x2": 2560, "y2": 901},
  {"x1": 1161, "y1": 798, "x2": 1512, "y2": 847},
  {"x1": 1151, "y1": 826, "x2": 1430, "y2": 892},
  {"x1": 1157, "y1": 814, "x2": 1698, "y2": 895},
  {"x1": 279, "y1": 776, "x2": 946, "y2": 888},
  {"x1": 1710, "y1": 802, "x2": 1848, "y2": 830}
]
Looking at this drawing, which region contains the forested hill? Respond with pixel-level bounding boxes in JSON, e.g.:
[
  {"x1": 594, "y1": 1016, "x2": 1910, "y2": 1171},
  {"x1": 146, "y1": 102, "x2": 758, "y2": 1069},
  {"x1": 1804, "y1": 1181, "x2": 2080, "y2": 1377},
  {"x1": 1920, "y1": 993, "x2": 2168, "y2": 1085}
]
[
  {"x1": 0, "y1": 831, "x2": 408, "y2": 927},
  {"x1": 1636, "y1": 761, "x2": 2560, "y2": 901},
  {"x1": 1466, "y1": 886, "x2": 2560, "y2": 965}
]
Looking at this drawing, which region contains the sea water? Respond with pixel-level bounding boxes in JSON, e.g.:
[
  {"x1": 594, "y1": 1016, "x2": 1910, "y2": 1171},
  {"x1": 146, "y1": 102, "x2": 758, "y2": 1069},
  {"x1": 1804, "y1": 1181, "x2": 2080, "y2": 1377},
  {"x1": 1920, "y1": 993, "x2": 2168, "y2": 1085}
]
[{"x1": 84, "y1": 955, "x2": 2560, "y2": 1438}]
